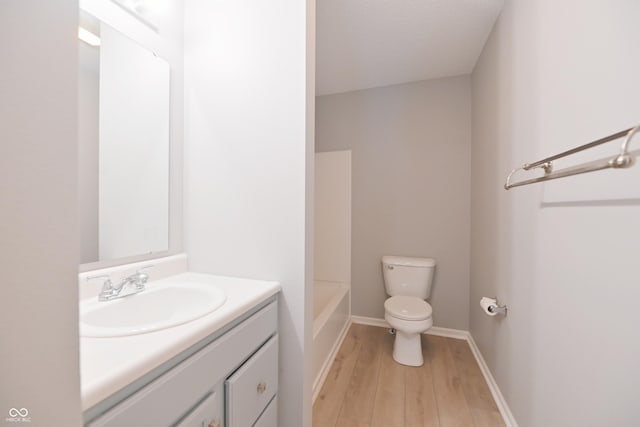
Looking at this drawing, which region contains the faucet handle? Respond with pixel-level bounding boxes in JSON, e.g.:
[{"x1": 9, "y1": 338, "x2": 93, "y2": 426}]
[
  {"x1": 134, "y1": 265, "x2": 154, "y2": 288},
  {"x1": 87, "y1": 275, "x2": 116, "y2": 301}
]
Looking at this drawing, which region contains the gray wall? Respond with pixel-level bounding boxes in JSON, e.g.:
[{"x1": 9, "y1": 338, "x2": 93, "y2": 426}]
[
  {"x1": 0, "y1": 1, "x2": 82, "y2": 425},
  {"x1": 471, "y1": 1, "x2": 640, "y2": 425},
  {"x1": 316, "y1": 76, "x2": 471, "y2": 330}
]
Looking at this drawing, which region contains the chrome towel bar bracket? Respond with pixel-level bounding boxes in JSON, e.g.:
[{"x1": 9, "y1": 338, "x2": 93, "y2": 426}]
[{"x1": 504, "y1": 124, "x2": 640, "y2": 190}]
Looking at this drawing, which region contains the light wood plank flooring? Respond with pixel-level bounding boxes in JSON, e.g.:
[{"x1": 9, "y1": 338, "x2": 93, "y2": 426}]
[{"x1": 313, "y1": 324, "x2": 505, "y2": 427}]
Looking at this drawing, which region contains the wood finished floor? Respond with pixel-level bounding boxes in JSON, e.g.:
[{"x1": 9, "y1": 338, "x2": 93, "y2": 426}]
[{"x1": 312, "y1": 324, "x2": 505, "y2": 427}]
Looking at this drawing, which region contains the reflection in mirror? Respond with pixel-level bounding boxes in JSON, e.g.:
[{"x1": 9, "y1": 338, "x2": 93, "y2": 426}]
[{"x1": 78, "y1": 10, "x2": 170, "y2": 265}]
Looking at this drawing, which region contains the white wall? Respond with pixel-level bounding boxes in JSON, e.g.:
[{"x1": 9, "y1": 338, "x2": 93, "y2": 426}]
[
  {"x1": 316, "y1": 76, "x2": 472, "y2": 330},
  {"x1": 183, "y1": 1, "x2": 315, "y2": 426},
  {"x1": 314, "y1": 151, "x2": 351, "y2": 283},
  {"x1": 471, "y1": 1, "x2": 640, "y2": 425},
  {"x1": 0, "y1": 1, "x2": 82, "y2": 425}
]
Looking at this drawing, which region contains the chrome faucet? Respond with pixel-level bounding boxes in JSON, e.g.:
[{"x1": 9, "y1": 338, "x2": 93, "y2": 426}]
[{"x1": 87, "y1": 265, "x2": 153, "y2": 302}]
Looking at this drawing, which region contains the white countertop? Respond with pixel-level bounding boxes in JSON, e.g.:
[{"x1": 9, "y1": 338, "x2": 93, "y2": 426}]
[{"x1": 80, "y1": 272, "x2": 280, "y2": 411}]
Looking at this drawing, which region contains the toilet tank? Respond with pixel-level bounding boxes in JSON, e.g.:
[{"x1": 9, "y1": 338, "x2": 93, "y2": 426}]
[{"x1": 382, "y1": 256, "x2": 436, "y2": 299}]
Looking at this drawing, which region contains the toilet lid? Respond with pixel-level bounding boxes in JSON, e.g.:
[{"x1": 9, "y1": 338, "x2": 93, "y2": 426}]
[{"x1": 385, "y1": 296, "x2": 432, "y2": 321}]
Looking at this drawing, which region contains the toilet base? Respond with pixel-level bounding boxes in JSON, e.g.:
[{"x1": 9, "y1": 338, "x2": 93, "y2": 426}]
[
  {"x1": 385, "y1": 312, "x2": 432, "y2": 367},
  {"x1": 392, "y1": 329, "x2": 424, "y2": 367}
]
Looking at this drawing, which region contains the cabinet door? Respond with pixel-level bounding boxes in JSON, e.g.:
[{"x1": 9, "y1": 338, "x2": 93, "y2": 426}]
[
  {"x1": 225, "y1": 335, "x2": 278, "y2": 427},
  {"x1": 175, "y1": 387, "x2": 223, "y2": 427},
  {"x1": 253, "y1": 397, "x2": 277, "y2": 427}
]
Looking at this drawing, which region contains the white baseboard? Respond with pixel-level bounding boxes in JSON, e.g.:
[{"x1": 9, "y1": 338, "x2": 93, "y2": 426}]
[
  {"x1": 350, "y1": 316, "x2": 467, "y2": 340},
  {"x1": 466, "y1": 333, "x2": 518, "y2": 427},
  {"x1": 349, "y1": 315, "x2": 517, "y2": 427},
  {"x1": 312, "y1": 318, "x2": 352, "y2": 404},
  {"x1": 426, "y1": 326, "x2": 469, "y2": 340},
  {"x1": 351, "y1": 315, "x2": 388, "y2": 328}
]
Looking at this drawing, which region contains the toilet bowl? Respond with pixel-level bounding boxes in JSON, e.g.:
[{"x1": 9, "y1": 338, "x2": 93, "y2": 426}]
[{"x1": 384, "y1": 295, "x2": 433, "y2": 366}]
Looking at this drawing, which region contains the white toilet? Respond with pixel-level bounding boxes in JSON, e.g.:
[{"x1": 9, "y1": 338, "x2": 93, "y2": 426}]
[{"x1": 382, "y1": 255, "x2": 436, "y2": 367}]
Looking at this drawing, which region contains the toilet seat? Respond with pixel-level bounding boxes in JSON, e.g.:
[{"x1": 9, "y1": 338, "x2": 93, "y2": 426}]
[{"x1": 384, "y1": 296, "x2": 432, "y2": 321}]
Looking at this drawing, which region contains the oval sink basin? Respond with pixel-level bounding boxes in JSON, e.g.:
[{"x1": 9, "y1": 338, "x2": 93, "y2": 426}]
[{"x1": 80, "y1": 282, "x2": 226, "y2": 337}]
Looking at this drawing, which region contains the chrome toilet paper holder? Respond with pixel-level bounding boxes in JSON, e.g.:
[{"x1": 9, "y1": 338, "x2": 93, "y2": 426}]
[
  {"x1": 480, "y1": 296, "x2": 508, "y2": 316},
  {"x1": 488, "y1": 301, "x2": 507, "y2": 315}
]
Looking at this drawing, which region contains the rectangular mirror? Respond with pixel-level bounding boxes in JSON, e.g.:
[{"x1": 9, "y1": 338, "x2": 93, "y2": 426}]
[{"x1": 79, "y1": 9, "x2": 170, "y2": 265}]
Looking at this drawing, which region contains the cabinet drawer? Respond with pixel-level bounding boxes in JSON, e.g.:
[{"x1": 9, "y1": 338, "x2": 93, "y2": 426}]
[
  {"x1": 175, "y1": 388, "x2": 223, "y2": 427},
  {"x1": 225, "y1": 335, "x2": 278, "y2": 427},
  {"x1": 253, "y1": 397, "x2": 277, "y2": 427}
]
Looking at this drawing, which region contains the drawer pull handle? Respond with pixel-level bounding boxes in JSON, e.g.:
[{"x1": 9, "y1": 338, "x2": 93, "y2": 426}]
[{"x1": 257, "y1": 382, "x2": 267, "y2": 394}]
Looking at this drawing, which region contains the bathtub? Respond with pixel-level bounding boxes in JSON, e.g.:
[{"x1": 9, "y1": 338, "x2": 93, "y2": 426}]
[{"x1": 312, "y1": 280, "x2": 350, "y2": 401}]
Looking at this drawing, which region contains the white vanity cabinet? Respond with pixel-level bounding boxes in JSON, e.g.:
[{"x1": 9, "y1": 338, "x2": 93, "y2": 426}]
[{"x1": 86, "y1": 300, "x2": 278, "y2": 427}]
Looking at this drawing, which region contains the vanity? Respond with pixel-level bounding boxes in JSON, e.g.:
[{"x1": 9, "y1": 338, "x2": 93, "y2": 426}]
[
  {"x1": 80, "y1": 265, "x2": 280, "y2": 427},
  {"x1": 78, "y1": 3, "x2": 281, "y2": 425}
]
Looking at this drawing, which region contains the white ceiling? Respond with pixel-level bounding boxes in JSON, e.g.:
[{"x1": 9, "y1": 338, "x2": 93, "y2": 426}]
[{"x1": 316, "y1": 0, "x2": 504, "y2": 96}]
